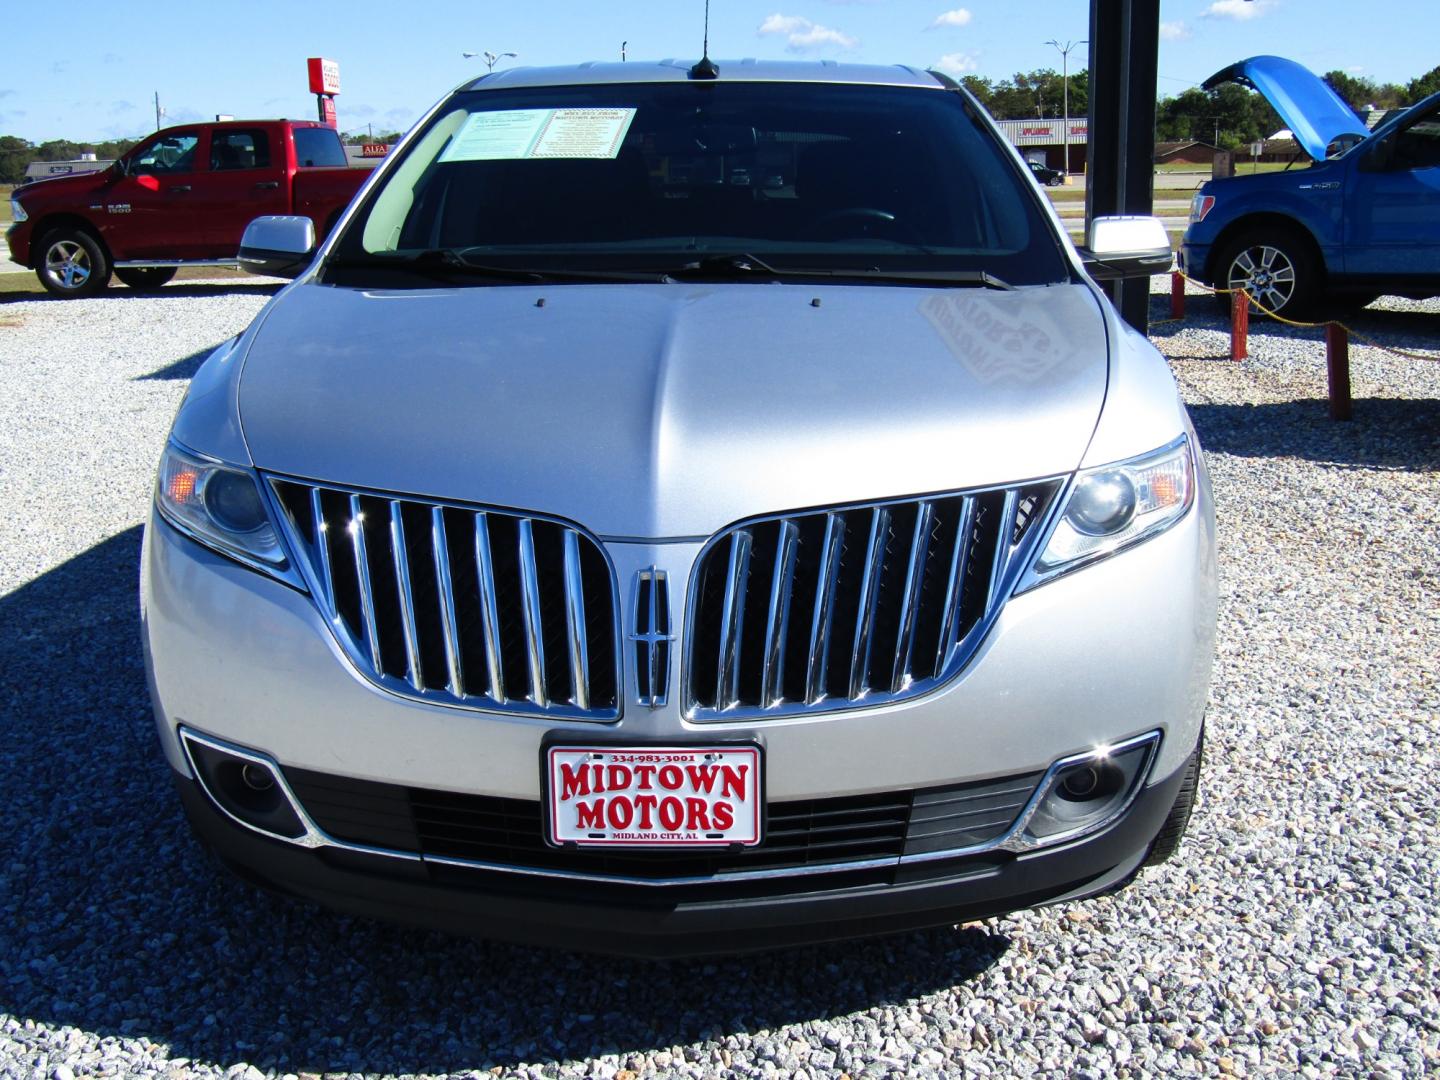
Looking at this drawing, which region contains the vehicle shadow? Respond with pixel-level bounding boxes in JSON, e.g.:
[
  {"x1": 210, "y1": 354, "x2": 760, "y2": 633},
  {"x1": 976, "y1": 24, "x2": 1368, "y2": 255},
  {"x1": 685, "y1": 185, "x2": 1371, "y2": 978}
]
[
  {"x1": 0, "y1": 528, "x2": 1009, "y2": 1075},
  {"x1": 137, "y1": 345, "x2": 225, "y2": 381},
  {"x1": 0, "y1": 281, "x2": 281, "y2": 305},
  {"x1": 1187, "y1": 396, "x2": 1440, "y2": 471}
]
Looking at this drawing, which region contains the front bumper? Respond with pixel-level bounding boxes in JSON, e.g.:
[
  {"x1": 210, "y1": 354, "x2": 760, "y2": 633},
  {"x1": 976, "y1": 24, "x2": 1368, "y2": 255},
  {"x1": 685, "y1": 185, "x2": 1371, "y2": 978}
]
[
  {"x1": 5, "y1": 220, "x2": 30, "y2": 267},
  {"x1": 177, "y1": 747, "x2": 1194, "y2": 957}
]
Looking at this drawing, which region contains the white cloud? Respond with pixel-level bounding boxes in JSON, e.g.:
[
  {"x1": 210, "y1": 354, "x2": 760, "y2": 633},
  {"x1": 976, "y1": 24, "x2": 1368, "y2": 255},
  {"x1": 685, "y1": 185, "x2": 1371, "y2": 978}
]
[
  {"x1": 1159, "y1": 21, "x2": 1191, "y2": 40},
  {"x1": 758, "y1": 13, "x2": 858, "y2": 52},
  {"x1": 1202, "y1": 0, "x2": 1276, "y2": 20},
  {"x1": 934, "y1": 52, "x2": 979, "y2": 77},
  {"x1": 929, "y1": 8, "x2": 973, "y2": 29}
]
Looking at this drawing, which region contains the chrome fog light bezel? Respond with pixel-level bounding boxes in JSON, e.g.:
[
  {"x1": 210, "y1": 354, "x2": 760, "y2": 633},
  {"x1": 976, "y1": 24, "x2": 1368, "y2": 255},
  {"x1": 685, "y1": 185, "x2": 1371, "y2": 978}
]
[{"x1": 996, "y1": 730, "x2": 1162, "y2": 853}]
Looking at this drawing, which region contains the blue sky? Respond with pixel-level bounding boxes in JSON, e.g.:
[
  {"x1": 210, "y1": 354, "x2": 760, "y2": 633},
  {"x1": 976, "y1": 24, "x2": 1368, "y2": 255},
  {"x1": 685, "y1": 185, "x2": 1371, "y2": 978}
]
[{"x1": 3, "y1": 0, "x2": 1435, "y2": 142}]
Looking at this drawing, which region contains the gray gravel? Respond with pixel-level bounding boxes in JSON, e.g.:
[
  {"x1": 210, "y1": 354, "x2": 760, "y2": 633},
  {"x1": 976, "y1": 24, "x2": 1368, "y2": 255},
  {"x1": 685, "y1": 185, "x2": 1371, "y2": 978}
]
[{"x1": 1, "y1": 278, "x2": 1438, "y2": 1079}]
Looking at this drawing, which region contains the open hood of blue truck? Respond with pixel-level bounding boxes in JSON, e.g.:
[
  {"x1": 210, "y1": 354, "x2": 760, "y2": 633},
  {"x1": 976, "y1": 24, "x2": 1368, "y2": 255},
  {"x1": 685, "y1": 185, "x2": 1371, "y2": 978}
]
[{"x1": 1203, "y1": 55, "x2": 1370, "y2": 161}]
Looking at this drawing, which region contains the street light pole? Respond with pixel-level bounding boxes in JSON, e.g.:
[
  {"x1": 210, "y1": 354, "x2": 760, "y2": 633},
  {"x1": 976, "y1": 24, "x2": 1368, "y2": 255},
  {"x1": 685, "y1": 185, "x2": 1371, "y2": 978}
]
[
  {"x1": 462, "y1": 50, "x2": 518, "y2": 73},
  {"x1": 1044, "y1": 38, "x2": 1087, "y2": 176}
]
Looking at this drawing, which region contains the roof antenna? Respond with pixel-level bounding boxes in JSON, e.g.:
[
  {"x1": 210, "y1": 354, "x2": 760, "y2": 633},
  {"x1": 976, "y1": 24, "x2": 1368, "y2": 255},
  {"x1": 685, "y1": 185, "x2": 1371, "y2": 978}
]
[{"x1": 689, "y1": 0, "x2": 719, "y2": 79}]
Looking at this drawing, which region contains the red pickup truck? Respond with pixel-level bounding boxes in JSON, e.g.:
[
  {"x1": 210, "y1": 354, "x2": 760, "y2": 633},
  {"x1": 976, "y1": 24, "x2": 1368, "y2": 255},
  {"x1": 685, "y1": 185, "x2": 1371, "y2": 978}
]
[{"x1": 7, "y1": 120, "x2": 369, "y2": 298}]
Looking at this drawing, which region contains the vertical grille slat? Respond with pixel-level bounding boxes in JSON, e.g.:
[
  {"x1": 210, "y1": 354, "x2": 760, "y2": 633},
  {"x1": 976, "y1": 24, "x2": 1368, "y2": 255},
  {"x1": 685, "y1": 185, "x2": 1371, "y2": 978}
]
[
  {"x1": 473, "y1": 511, "x2": 507, "y2": 703},
  {"x1": 891, "y1": 500, "x2": 933, "y2": 692},
  {"x1": 388, "y1": 501, "x2": 424, "y2": 690},
  {"x1": 804, "y1": 513, "x2": 846, "y2": 705},
  {"x1": 933, "y1": 495, "x2": 977, "y2": 673},
  {"x1": 686, "y1": 480, "x2": 1061, "y2": 720},
  {"x1": 267, "y1": 478, "x2": 619, "y2": 720},
  {"x1": 348, "y1": 493, "x2": 385, "y2": 672},
  {"x1": 309, "y1": 486, "x2": 336, "y2": 619},
  {"x1": 430, "y1": 507, "x2": 465, "y2": 697},
  {"x1": 760, "y1": 520, "x2": 800, "y2": 708},
  {"x1": 561, "y1": 529, "x2": 590, "y2": 710},
  {"x1": 986, "y1": 488, "x2": 1021, "y2": 618},
  {"x1": 514, "y1": 519, "x2": 548, "y2": 706},
  {"x1": 714, "y1": 529, "x2": 755, "y2": 711},
  {"x1": 847, "y1": 507, "x2": 891, "y2": 700}
]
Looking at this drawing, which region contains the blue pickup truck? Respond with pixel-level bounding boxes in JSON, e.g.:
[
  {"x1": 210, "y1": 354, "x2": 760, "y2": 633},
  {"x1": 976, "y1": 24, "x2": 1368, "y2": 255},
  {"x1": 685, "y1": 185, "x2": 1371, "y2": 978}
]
[{"x1": 1181, "y1": 56, "x2": 1440, "y2": 318}]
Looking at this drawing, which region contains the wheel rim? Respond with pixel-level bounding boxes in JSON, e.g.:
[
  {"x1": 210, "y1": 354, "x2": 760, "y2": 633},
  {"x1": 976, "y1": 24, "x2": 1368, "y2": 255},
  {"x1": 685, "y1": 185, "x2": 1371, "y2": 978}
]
[
  {"x1": 1227, "y1": 244, "x2": 1296, "y2": 312},
  {"x1": 44, "y1": 240, "x2": 91, "y2": 290}
]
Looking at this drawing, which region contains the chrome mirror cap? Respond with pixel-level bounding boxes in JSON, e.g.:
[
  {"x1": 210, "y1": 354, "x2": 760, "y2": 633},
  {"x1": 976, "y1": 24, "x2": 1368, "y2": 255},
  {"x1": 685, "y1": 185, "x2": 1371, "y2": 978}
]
[{"x1": 239, "y1": 215, "x2": 316, "y2": 279}]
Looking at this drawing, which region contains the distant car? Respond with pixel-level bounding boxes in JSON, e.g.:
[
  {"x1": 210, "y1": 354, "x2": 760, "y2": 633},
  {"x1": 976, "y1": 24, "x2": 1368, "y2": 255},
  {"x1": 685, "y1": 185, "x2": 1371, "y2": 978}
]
[
  {"x1": 1183, "y1": 55, "x2": 1440, "y2": 317},
  {"x1": 1027, "y1": 159, "x2": 1066, "y2": 186},
  {"x1": 5, "y1": 120, "x2": 368, "y2": 298},
  {"x1": 143, "y1": 59, "x2": 1212, "y2": 957}
]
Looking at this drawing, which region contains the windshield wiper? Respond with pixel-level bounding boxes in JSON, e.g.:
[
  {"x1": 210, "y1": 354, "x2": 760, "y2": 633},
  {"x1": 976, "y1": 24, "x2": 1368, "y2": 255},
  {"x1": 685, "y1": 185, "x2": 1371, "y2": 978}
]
[
  {"x1": 669, "y1": 252, "x2": 787, "y2": 279},
  {"x1": 831, "y1": 269, "x2": 1015, "y2": 289},
  {"x1": 664, "y1": 257, "x2": 1015, "y2": 290},
  {"x1": 326, "y1": 250, "x2": 668, "y2": 283}
]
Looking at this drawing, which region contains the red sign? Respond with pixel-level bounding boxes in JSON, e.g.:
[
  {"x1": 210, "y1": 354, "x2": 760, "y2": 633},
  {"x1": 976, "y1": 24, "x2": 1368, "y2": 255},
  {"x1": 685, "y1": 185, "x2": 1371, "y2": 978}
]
[
  {"x1": 360, "y1": 143, "x2": 390, "y2": 158},
  {"x1": 318, "y1": 96, "x2": 337, "y2": 129},
  {"x1": 307, "y1": 57, "x2": 341, "y2": 96},
  {"x1": 1021, "y1": 126, "x2": 1055, "y2": 137}
]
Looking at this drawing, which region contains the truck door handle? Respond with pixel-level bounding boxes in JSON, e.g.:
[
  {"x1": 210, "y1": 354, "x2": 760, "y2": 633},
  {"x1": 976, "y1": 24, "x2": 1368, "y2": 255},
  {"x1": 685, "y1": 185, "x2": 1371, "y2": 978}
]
[
  {"x1": 170, "y1": 185, "x2": 191, "y2": 193},
  {"x1": 253, "y1": 181, "x2": 280, "y2": 190}
]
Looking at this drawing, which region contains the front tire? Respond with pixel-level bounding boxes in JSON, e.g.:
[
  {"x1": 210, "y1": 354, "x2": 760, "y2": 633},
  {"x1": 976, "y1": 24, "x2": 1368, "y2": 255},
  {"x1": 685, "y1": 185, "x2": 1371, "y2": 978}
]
[
  {"x1": 36, "y1": 227, "x2": 112, "y2": 299},
  {"x1": 1143, "y1": 730, "x2": 1204, "y2": 867},
  {"x1": 1212, "y1": 226, "x2": 1320, "y2": 319},
  {"x1": 115, "y1": 267, "x2": 177, "y2": 291}
]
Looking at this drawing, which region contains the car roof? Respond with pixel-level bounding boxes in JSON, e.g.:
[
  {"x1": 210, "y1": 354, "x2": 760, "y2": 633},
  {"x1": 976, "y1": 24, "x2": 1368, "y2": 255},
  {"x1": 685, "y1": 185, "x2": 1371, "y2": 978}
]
[{"x1": 464, "y1": 60, "x2": 945, "y2": 92}]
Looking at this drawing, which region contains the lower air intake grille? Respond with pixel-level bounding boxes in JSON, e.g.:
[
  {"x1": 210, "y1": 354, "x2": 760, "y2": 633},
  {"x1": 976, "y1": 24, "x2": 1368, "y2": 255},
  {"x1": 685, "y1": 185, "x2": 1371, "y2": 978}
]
[
  {"x1": 268, "y1": 479, "x2": 620, "y2": 720},
  {"x1": 283, "y1": 767, "x2": 1044, "y2": 882},
  {"x1": 685, "y1": 482, "x2": 1061, "y2": 720}
]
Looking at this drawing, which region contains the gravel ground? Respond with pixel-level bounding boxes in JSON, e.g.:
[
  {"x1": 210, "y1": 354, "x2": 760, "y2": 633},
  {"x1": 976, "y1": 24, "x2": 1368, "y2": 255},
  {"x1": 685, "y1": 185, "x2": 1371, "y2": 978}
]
[{"x1": 1, "y1": 279, "x2": 1437, "y2": 1079}]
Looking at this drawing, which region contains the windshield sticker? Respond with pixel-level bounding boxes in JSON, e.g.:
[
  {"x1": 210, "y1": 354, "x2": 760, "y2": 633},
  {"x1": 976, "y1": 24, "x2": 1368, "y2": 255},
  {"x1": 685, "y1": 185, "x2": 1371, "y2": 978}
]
[{"x1": 439, "y1": 108, "x2": 637, "y2": 162}]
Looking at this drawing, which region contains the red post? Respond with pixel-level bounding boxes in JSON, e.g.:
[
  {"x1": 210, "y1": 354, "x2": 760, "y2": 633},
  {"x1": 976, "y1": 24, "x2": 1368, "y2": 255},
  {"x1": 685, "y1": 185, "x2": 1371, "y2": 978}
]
[
  {"x1": 1170, "y1": 271, "x2": 1185, "y2": 320},
  {"x1": 1326, "y1": 322, "x2": 1352, "y2": 421},
  {"x1": 1230, "y1": 291, "x2": 1248, "y2": 361}
]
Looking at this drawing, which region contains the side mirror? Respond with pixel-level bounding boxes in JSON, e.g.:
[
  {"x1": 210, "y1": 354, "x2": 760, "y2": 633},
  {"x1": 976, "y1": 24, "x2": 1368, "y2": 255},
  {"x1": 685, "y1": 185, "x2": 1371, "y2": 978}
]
[
  {"x1": 1078, "y1": 215, "x2": 1174, "y2": 280},
  {"x1": 239, "y1": 215, "x2": 316, "y2": 278},
  {"x1": 1358, "y1": 134, "x2": 1394, "y2": 173}
]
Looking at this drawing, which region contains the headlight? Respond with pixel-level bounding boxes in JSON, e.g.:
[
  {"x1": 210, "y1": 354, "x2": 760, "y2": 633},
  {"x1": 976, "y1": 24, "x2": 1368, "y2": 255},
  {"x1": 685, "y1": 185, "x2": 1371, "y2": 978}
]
[
  {"x1": 155, "y1": 441, "x2": 298, "y2": 583},
  {"x1": 9, "y1": 197, "x2": 26, "y2": 224},
  {"x1": 1026, "y1": 436, "x2": 1194, "y2": 583},
  {"x1": 1189, "y1": 193, "x2": 1214, "y2": 224}
]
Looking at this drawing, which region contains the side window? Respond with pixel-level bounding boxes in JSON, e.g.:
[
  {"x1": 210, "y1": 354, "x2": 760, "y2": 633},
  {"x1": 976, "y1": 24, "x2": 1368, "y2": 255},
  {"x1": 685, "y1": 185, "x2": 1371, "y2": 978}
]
[
  {"x1": 131, "y1": 132, "x2": 200, "y2": 175},
  {"x1": 292, "y1": 128, "x2": 349, "y2": 168},
  {"x1": 210, "y1": 129, "x2": 272, "y2": 171},
  {"x1": 1391, "y1": 118, "x2": 1440, "y2": 171}
]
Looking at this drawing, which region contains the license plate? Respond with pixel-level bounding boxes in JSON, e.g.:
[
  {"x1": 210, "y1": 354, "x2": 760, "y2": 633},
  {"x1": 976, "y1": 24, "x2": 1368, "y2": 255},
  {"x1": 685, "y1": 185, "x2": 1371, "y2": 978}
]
[{"x1": 546, "y1": 745, "x2": 762, "y2": 848}]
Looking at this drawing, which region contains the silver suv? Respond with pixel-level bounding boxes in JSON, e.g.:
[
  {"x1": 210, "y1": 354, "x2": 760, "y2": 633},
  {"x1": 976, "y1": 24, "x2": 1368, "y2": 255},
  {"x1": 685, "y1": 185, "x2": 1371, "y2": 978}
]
[{"x1": 142, "y1": 60, "x2": 1215, "y2": 957}]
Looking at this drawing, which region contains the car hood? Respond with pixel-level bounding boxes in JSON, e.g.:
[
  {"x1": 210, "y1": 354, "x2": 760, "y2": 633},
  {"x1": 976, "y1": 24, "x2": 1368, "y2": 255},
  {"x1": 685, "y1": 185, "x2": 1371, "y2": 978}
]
[
  {"x1": 237, "y1": 280, "x2": 1109, "y2": 538},
  {"x1": 1203, "y1": 55, "x2": 1369, "y2": 162},
  {"x1": 13, "y1": 169, "x2": 109, "y2": 203}
]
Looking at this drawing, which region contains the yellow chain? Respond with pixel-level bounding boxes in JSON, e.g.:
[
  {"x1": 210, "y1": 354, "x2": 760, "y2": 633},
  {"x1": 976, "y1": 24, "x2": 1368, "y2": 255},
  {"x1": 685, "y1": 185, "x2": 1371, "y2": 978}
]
[{"x1": 1168, "y1": 269, "x2": 1440, "y2": 364}]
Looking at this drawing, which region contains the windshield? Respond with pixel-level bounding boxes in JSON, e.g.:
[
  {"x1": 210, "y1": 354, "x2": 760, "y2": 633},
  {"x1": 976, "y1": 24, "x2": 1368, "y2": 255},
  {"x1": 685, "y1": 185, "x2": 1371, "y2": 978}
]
[{"x1": 327, "y1": 81, "x2": 1070, "y2": 286}]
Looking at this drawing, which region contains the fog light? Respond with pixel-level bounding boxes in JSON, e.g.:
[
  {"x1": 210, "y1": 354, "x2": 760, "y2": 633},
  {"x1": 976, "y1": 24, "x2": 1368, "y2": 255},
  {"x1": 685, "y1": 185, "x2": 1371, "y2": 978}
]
[
  {"x1": 1023, "y1": 736, "x2": 1156, "y2": 845},
  {"x1": 180, "y1": 729, "x2": 308, "y2": 841}
]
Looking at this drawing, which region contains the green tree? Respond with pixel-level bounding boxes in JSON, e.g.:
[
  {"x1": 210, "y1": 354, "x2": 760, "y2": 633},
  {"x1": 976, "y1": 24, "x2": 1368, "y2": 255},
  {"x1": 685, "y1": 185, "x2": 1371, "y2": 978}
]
[
  {"x1": 1408, "y1": 65, "x2": 1440, "y2": 103},
  {"x1": 1322, "y1": 71, "x2": 1406, "y2": 113},
  {"x1": 0, "y1": 135, "x2": 33, "y2": 185}
]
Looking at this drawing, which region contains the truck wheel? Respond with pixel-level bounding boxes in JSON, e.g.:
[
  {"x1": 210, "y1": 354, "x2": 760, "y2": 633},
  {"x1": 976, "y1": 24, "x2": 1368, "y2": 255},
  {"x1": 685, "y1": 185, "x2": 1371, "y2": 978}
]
[
  {"x1": 36, "y1": 228, "x2": 112, "y2": 299},
  {"x1": 115, "y1": 267, "x2": 178, "y2": 291},
  {"x1": 1212, "y1": 227, "x2": 1320, "y2": 320},
  {"x1": 1143, "y1": 729, "x2": 1204, "y2": 867}
]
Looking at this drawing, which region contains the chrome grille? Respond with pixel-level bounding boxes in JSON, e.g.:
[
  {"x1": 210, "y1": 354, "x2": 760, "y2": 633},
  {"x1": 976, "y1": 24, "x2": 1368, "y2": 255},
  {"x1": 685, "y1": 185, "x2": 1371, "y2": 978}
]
[
  {"x1": 685, "y1": 481, "x2": 1062, "y2": 719},
  {"x1": 269, "y1": 479, "x2": 620, "y2": 719}
]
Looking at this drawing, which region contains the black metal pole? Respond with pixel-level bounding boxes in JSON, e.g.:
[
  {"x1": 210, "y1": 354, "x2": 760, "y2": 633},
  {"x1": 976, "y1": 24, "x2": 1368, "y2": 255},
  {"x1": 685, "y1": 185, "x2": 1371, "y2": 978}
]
[{"x1": 1086, "y1": 0, "x2": 1161, "y2": 332}]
